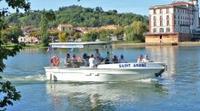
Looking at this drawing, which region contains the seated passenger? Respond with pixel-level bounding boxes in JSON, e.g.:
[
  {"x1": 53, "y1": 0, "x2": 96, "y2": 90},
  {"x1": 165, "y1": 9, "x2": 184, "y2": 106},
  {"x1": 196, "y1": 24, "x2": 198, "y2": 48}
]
[
  {"x1": 112, "y1": 55, "x2": 118, "y2": 63},
  {"x1": 94, "y1": 49, "x2": 101, "y2": 59},
  {"x1": 95, "y1": 49, "x2": 104, "y2": 63},
  {"x1": 82, "y1": 53, "x2": 89, "y2": 66},
  {"x1": 65, "y1": 53, "x2": 72, "y2": 67},
  {"x1": 103, "y1": 51, "x2": 111, "y2": 64},
  {"x1": 89, "y1": 54, "x2": 95, "y2": 68},
  {"x1": 119, "y1": 55, "x2": 127, "y2": 63},
  {"x1": 142, "y1": 55, "x2": 150, "y2": 63},
  {"x1": 71, "y1": 54, "x2": 79, "y2": 68},
  {"x1": 104, "y1": 58, "x2": 110, "y2": 64},
  {"x1": 137, "y1": 55, "x2": 144, "y2": 63},
  {"x1": 76, "y1": 56, "x2": 82, "y2": 63}
]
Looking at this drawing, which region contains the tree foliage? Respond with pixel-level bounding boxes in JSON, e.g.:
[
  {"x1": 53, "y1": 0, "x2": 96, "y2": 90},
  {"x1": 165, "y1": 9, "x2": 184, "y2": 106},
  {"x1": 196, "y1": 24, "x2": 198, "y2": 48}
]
[
  {"x1": 58, "y1": 32, "x2": 68, "y2": 42},
  {"x1": 82, "y1": 31, "x2": 98, "y2": 42},
  {"x1": 82, "y1": 29, "x2": 113, "y2": 42},
  {"x1": 0, "y1": 0, "x2": 30, "y2": 110},
  {"x1": 125, "y1": 21, "x2": 147, "y2": 42},
  {"x1": 40, "y1": 11, "x2": 56, "y2": 46},
  {"x1": 5, "y1": 5, "x2": 147, "y2": 28},
  {"x1": 1, "y1": 25, "x2": 23, "y2": 44},
  {"x1": 40, "y1": 13, "x2": 49, "y2": 46}
]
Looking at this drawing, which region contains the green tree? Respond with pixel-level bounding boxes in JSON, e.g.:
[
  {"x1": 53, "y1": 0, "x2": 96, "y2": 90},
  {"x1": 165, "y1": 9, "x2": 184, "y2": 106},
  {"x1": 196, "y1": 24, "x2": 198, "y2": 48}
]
[
  {"x1": 82, "y1": 31, "x2": 98, "y2": 42},
  {"x1": 40, "y1": 10, "x2": 56, "y2": 46},
  {"x1": 113, "y1": 27, "x2": 124, "y2": 40},
  {"x1": 1, "y1": 25, "x2": 23, "y2": 44},
  {"x1": 58, "y1": 32, "x2": 68, "y2": 42},
  {"x1": 125, "y1": 21, "x2": 147, "y2": 42},
  {"x1": 0, "y1": 0, "x2": 30, "y2": 110},
  {"x1": 74, "y1": 32, "x2": 81, "y2": 40},
  {"x1": 40, "y1": 13, "x2": 49, "y2": 46},
  {"x1": 99, "y1": 30, "x2": 111, "y2": 41}
]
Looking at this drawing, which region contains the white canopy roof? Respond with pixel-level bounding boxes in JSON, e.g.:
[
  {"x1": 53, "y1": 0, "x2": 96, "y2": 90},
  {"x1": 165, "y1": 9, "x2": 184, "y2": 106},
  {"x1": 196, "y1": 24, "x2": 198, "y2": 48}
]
[{"x1": 50, "y1": 41, "x2": 111, "y2": 49}]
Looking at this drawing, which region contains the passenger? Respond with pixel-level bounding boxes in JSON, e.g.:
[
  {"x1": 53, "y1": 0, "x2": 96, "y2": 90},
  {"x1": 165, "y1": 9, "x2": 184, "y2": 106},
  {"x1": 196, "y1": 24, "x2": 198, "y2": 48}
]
[
  {"x1": 94, "y1": 49, "x2": 101, "y2": 59},
  {"x1": 71, "y1": 54, "x2": 78, "y2": 68},
  {"x1": 94, "y1": 49, "x2": 102, "y2": 64},
  {"x1": 104, "y1": 51, "x2": 111, "y2": 64},
  {"x1": 112, "y1": 55, "x2": 118, "y2": 63},
  {"x1": 89, "y1": 54, "x2": 95, "y2": 68},
  {"x1": 105, "y1": 51, "x2": 110, "y2": 59},
  {"x1": 82, "y1": 53, "x2": 89, "y2": 66},
  {"x1": 65, "y1": 53, "x2": 71, "y2": 67},
  {"x1": 104, "y1": 58, "x2": 110, "y2": 64},
  {"x1": 137, "y1": 55, "x2": 144, "y2": 63},
  {"x1": 76, "y1": 56, "x2": 82, "y2": 63},
  {"x1": 119, "y1": 55, "x2": 127, "y2": 63},
  {"x1": 143, "y1": 54, "x2": 150, "y2": 62}
]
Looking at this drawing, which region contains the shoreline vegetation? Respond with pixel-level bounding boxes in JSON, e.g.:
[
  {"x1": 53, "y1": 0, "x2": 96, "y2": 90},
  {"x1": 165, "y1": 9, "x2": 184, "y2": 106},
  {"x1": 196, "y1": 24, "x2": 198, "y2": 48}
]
[{"x1": 4, "y1": 41, "x2": 200, "y2": 49}]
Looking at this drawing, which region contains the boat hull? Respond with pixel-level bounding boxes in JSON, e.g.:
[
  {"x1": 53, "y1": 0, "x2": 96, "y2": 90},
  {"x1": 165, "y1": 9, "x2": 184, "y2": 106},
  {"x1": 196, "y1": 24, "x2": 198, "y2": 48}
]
[{"x1": 44, "y1": 63, "x2": 165, "y2": 82}]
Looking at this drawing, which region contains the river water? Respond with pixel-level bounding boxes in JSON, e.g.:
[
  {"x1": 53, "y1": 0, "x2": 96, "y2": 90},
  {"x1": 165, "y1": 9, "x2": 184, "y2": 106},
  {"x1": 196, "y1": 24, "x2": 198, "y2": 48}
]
[{"x1": 1, "y1": 46, "x2": 200, "y2": 111}]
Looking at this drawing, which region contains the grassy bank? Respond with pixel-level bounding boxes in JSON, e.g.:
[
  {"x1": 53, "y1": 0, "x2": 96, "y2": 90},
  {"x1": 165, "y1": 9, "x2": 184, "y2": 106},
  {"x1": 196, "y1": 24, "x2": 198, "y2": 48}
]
[{"x1": 3, "y1": 44, "x2": 47, "y2": 49}]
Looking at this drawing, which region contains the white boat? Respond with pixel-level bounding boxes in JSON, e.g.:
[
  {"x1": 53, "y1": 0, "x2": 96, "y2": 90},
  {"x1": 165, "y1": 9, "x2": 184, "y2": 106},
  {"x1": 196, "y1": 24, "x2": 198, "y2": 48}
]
[{"x1": 44, "y1": 41, "x2": 166, "y2": 82}]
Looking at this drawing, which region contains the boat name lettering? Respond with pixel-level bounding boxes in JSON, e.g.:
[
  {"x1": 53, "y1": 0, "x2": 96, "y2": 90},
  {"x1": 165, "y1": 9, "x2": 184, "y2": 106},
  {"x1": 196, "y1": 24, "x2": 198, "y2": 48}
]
[
  {"x1": 119, "y1": 64, "x2": 131, "y2": 68},
  {"x1": 133, "y1": 63, "x2": 146, "y2": 67},
  {"x1": 119, "y1": 63, "x2": 146, "y2": 68}
]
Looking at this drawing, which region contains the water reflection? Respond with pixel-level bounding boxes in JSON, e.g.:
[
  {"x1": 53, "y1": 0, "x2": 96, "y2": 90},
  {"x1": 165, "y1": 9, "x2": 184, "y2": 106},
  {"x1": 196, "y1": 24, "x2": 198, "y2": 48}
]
[
  {"x1": 46, "y1": 82, "x2": 168, "y2": 111},
  {"x1": 146, "y1": 46, "x2": 178, "y2": 78}
]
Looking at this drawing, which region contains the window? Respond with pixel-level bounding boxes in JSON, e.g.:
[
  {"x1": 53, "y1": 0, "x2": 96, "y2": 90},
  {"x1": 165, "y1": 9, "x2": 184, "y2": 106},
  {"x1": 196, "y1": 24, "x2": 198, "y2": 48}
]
[
  {"x1": 160, "y1": 9, "x2": 162, "y2": 14},
  {"x1": 166, "y1": 28, "x2": 170, "y2": 32},
  {"x1": 160, "y1": 28, "x2": 164, "y2": 33},
  {"x1": 166, "y1": 15, "x2": 170, "y2": 26},
  {"x1": 153, "y1": 16, "x2": 156, "y2": 26},
  {"x1": 160, "y1": 16, "x2": 163, "y2": 26},
  {"x1": 153, "y1": 28, "x2": 157, "y2": 33},
  {"x1": 166, "y1": 8, "x2": 169, "y2": 13},
  {"x1": 153, "y1": 9, "x2": 156, "y2": 14}
]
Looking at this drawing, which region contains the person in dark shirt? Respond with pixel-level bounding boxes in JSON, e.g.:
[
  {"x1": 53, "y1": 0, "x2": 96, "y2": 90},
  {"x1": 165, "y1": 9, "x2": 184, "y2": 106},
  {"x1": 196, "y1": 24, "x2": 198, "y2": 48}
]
[{"x1": 112, "y1": 55, "x2": 118, "y2": 63}]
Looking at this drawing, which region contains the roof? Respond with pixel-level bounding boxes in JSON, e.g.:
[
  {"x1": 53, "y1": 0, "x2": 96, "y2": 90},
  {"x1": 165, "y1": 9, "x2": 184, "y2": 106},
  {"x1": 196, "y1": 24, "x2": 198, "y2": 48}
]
[
  {"x1": 150, "y1": 1, "x2": 194, "y2": 9},
  {"x1": 172, "y1": 1, "x2": 193, "y2": 6},
  {"x1": 50, "y1": 41, "x2": 111, "y2": 49}
]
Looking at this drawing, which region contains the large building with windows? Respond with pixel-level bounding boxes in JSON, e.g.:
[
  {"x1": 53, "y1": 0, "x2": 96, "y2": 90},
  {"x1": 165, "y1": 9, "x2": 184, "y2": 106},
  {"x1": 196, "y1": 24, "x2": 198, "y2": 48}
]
[{"x1": 145, "y1": 0, "x2": 199, "y2": 44}]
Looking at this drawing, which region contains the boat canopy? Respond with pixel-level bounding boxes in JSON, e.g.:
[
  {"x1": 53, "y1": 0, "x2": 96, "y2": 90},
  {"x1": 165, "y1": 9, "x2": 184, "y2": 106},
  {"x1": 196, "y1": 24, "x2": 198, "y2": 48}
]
[{"x1": 50, "y1": 41, "x2": 111, "y2": 49}]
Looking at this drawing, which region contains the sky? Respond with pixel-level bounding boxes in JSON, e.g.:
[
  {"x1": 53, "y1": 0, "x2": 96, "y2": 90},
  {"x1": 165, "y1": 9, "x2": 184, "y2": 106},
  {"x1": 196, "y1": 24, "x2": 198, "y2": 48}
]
[{"x1": 0, "y1": 0, "x2": 192, "y2": 15}]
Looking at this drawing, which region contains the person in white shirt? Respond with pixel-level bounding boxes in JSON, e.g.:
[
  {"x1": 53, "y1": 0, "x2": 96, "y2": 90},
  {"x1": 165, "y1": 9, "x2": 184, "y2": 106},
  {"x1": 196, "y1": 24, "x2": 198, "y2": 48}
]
[
  {"x1": 89, "y1": 54, "x2": 95, "y2": 68},
  {"x1": 137, "y1": 55, "x2": 144, "y2": 63},
  {"x1": 142, "y1": 55, "x2": 150, "y2": 63}
]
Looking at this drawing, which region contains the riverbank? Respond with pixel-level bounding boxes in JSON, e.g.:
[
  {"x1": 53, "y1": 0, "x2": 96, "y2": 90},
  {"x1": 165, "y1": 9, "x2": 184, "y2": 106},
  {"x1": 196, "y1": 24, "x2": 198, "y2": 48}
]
[
  {"x1": 113, "y1": 41, "x2": 200, "y2": 47},
  {"x1": 112, "y1": 42, "x2": 145, "y2": 48},
  {"x1": 3, "y1": 44, "x2": 47, "y2": 49},
  {"x1": 179, "y1": 42, "x2": 200, "y2": 46},
  {"x1": 4, "y1": 41, "x2": 200, "y2": 49}
]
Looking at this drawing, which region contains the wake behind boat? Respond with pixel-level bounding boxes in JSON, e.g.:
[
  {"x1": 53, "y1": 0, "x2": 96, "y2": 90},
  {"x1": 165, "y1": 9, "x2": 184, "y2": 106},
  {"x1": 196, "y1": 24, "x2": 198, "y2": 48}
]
[{"x1": 44, "y1": 41, "x2": 166, "y2": 82}]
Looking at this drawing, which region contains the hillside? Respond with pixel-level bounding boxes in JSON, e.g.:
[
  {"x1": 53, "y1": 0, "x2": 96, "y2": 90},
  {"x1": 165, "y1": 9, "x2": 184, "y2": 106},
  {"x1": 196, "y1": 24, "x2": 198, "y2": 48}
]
[{"x1": 5, "y1": 5, "x2": 148, "y2": 28}]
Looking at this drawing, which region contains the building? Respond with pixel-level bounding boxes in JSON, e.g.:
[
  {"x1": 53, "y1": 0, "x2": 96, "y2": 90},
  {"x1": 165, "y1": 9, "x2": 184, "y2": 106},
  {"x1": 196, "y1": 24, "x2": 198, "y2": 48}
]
[
  {"x1": 57, "y1": 24, "x2": 73, "y2": 32},
  {"x1": 18, "y1": 35, "x2": 39, "y2": 44},
  {"x1": 145, "y1": 0, "x2": 199, "y2": 44}
]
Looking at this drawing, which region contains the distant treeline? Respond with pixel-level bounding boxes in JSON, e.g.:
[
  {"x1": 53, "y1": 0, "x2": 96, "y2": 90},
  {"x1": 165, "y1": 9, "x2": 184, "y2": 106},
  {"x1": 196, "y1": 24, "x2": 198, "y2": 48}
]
[{"x1": 5, "y1": 5, "x2": 148, "y2": 28}]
